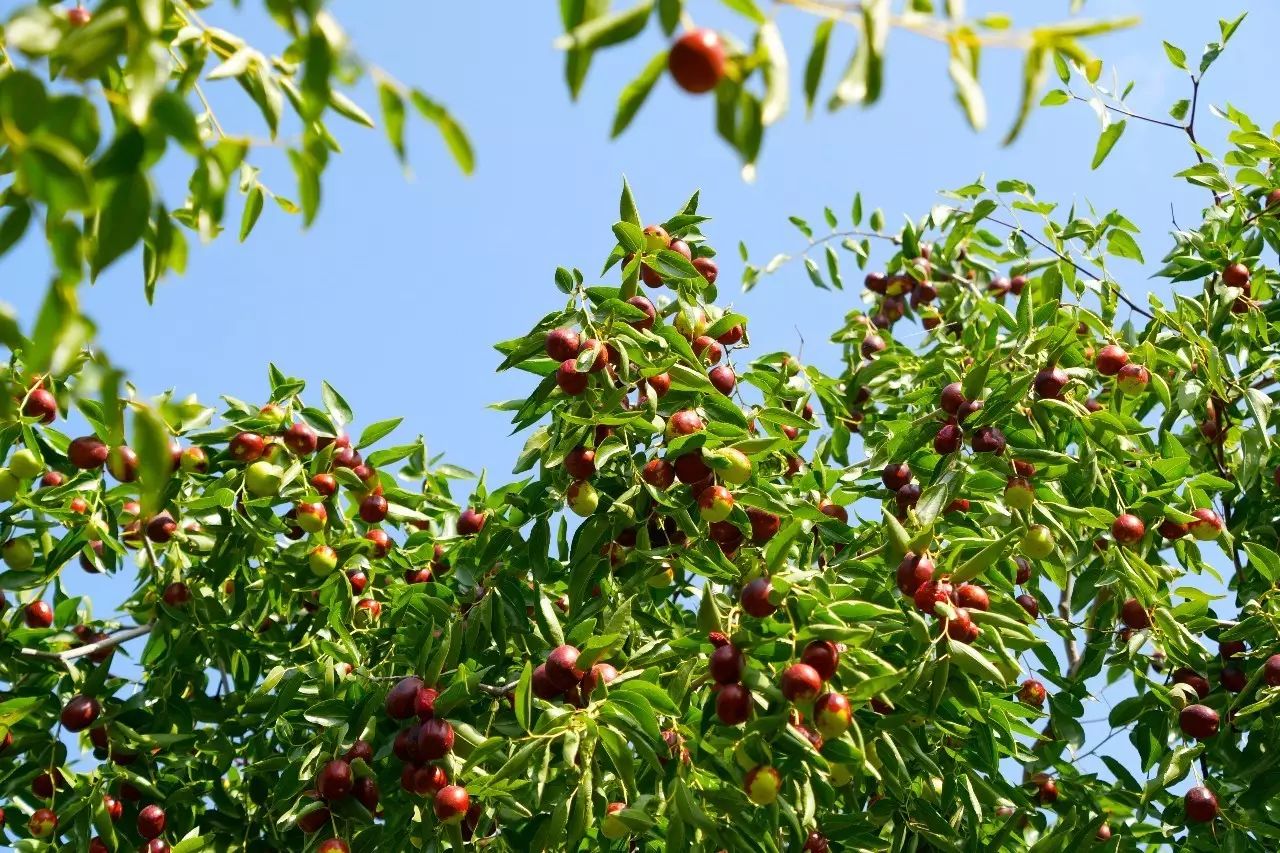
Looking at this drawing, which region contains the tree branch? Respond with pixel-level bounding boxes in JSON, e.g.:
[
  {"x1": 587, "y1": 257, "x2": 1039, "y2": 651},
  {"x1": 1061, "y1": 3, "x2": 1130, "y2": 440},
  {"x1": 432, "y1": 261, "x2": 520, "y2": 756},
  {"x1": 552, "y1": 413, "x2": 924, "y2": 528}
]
[
  {"x1": 1070, "y1": 94, "x2": 1183, "y2": 130},
  {"x1": 21, "y1": 623, "x2": 154, "y2": 662},
  {"x1": 985, "y1": 216, "x2": 1157, "y2": 321}
]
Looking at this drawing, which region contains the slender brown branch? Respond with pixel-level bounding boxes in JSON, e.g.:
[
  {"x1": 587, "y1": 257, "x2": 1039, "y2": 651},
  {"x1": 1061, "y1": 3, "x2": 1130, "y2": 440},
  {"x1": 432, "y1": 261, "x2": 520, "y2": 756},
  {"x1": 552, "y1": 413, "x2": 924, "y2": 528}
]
[
  {"x1": 1184, "y1": 76, "x2": 1223, "y2": 207},
  {"x1": 985, "y1": 216, "x2": 1157, "y2": 321},
  {"x1": 479, "y1": 680, "x2": 519, "y2": 697},
  {"x1": 1070, "y1": 94, "x2": 1183, "y2": 130},
  {"x1": 21, "y1": 623, "x2": 154, "y2": 662}
]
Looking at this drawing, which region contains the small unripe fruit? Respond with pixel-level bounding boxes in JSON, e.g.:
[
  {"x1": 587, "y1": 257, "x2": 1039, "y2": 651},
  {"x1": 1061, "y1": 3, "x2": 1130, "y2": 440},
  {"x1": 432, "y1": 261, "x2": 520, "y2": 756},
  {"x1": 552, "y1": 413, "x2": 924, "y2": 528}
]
[
  {"x1": 296, "y1": 502, "x2": 327, "y2": 533},
  {"x1": 1116, "y1": 363, "x2": 1149, "y2": 395},
  {"x1": 1018, "y1": 679, "x2": 1047, "y2": 707},
  {"x1": 744, "y1": 765, "x2": 782, "y2": 805},
  {"x1": 1188, "y1": 508, "x2": 1223, "y2": 540},
  {"x1": 308, "y1": 545, "x2": 339, "y2": 576},
  {"x1": 1020, "y1": 524, "x2": 1054, "y2": 559},
  {"x1": 244, "y1": 460, "x2": 285, "y2": 497},
  {"x1": 566, "y1": 480, "x2": 599, "y2": 517},
  {"x1": 813, "y1": 692, "x2": 853, "y2": 738},
  {"x1": 2, "y1": 537, "x2": 36, "y2": 570},
  {"x1": 1004, "y1": 477, "x2": 1034, "y2": 510}
]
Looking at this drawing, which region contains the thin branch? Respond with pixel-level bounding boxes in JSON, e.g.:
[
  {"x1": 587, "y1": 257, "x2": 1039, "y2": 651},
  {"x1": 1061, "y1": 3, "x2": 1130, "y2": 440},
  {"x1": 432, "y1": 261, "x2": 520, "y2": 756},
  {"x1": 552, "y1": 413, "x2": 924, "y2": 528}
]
[
  {"x1": 21, "y1": 623, "x2": 154, "y2": 662},
  {"x1": 1069, "y1": 94, "x2": 1183, "y2": 130},
  {"x1": 985, "y1": 216, "x2": 1157, "y2": 321},
  {"x1": 1059, "y1": 576, "x2": 1081, "y2": 676},
  {"x1": 478, "y1": 680, "x2": 519, "y2": 697},
  {"x1": 1184, "y1": 76, "x2": 1222, "y2": 207}
]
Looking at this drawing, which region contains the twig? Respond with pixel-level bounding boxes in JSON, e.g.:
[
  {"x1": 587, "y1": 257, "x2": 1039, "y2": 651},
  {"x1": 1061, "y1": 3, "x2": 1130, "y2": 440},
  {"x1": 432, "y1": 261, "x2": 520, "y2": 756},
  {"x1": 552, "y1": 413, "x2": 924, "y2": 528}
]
[
  {"x1": 985, "y1": 216, "x2": 1156, "y2": 321},
  {"x1": 478, "y1": 680, "x2": 519, "y2": 697},
  {"x1": 1070, "y1": 94, "x2": 1183, "y2": 130},
  {"x1": 21, "y1": 623, "x2": 154, "y2": 662},
  {"x1": 1184, "y1": 76, "x2": 1222, "y2": 207}
]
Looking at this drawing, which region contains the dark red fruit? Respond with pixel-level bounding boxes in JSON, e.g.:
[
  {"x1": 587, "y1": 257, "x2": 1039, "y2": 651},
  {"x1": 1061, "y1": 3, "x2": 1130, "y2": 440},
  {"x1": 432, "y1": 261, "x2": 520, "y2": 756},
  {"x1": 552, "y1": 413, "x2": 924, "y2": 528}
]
[
  {"x1": 709, "y1": 365, "x2": 736, "y2": 395},
  {"x1": 939, "y1": 382, "x2": 965, "y2": 414},
  {"x1": 1112, "y1": 513, "x2": 1145, "y2": 545},
  {"x1": 896, "y1": 553, "x2": 935, "y2": 596},
  {"x1": 24, "y1": 600, "x2": 54, "y2": 628},
  {"x1": 746, "y1": 507, "x2": 781, "y2": 543},
  {"x1": 913, "y1": 580, "x2": 953, "y2": 616},
  {"x1": 953, "y1": 583, "x2": 989, "y2": 611},
  {"x1": 1033, "y1": 366, "x2": 1068, "y2": 400},
  {"x1": 68, "y1": 436, "x2": 109, "y2": 469},
  {"x1": 668, "y1": 29, "x2": 726, "y2": 94},
  {"x1": 801, "y1": 640, "x2": 840, "y2": 681},
  {"x1": 386, "y1": 676, "x2": 425, "y2": 719},
  {"x1": 1095, "y1": 344, "x2": 1128, "y2": 376},
  {"x1": 934, "y1": 423, "x2": 962, "y2": 454},
  {"x1": 740, "y1": 577, "x2": 776, "y2": 618},
  {"x1": 457, "y1": 508, "x2": 487, "y2": 536},
  {"x1": 229, "y1": 432, "x2": 265, "y2": 462},
  {"x1": 556, "y1": 360, "x2": 589, "y2": 395},
  {"x1": 970, "y1": 426, "x2": 1006, "y2": 455},
  {"x1": 60, "y1": 694, "x2": 102, "y2": 732},
  {"x1": 1119, "y1": 598, "x2": 1151, "y2": 630},
  {"x1": 546, "y1": 328, "x2": 580, "y2": 362},
  {"x1": 417, "y1": 718, "x2": 455, "y2": 760},
  {"x1": 23, "y1": 388, "x2": 58, "y2": 423},
  {"x1": 781, "y1": 663, "x2": 823, "y2": 702},
  {"x1": 546, "y1": 645, "x2": 584, "y2": 691},
  {"x1": 1015, "y1": 594, "x2": 1039, "y2": 619},
  {"x1": 317, "y1": 759, "x2": 353, "y2": 801},
  {"x1": 1184, "y1": 785, "x2": 1218, "y2": 823},
  {"x1": 1179, "y1": 704, "x2": 1219, "y2": 740},
  {"x1": 137, "y1": 804, "x2": 166, "y2": 839},
  {"x1": 882, "y1": 463, "x2": 912, "y2": 491},
  {"x1": 715, "y1": 683, "x2": 752, "y2": 725},
  {"x1": 1174, "y1": 668, "x2": 1211, "y2": 699}
]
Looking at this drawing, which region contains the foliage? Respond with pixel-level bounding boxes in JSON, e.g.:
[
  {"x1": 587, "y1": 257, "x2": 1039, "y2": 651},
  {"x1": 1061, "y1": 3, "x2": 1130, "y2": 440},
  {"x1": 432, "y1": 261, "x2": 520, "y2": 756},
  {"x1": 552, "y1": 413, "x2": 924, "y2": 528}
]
[
  {"x1": 0, "y1": 0, "x2": 471, "y2": 301},
  {"x1": 1, "y1": 4, "x2": 1280, "y2": 853}
]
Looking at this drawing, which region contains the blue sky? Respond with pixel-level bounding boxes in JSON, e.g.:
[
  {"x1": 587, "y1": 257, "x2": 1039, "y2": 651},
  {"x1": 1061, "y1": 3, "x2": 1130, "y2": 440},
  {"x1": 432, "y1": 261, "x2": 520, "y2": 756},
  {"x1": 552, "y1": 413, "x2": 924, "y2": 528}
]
[{"x1": 8, "y1": 0, "x2": 1279, "y2": 801}]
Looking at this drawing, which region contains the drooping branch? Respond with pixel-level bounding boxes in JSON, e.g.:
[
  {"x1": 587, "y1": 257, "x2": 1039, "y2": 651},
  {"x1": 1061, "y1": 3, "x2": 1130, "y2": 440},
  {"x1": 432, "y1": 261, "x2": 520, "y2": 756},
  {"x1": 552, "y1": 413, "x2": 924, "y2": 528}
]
[{"x1": 20, "y1": 623, "x2": 154, "y2": 663}]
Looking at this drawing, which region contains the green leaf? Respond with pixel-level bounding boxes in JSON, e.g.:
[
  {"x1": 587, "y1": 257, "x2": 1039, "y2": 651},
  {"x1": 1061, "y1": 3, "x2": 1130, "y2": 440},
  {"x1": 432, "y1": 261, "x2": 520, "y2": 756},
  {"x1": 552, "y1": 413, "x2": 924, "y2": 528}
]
[
  {"x1": 1162, "y1": 41, "x2": 1187, "y2": 70},
  {"x1": 758, "y1": 21, "x2": 789, "y2": 126},
  {"x1": 1105, "y1": 228, "x2": 1144, "y2": 262},
  {"x1": 612, "y1": 51, "x2": 667, "y2": 138},
  {"x1": 1090, "y1": 120, "x2": 1126, "y2": 169},
  {"x1": 322, "y1": 381, "x2": 354, "y2": 430},
  {"x1": 409, "y1": 90, "x2": 475, "y2": 175},
  {"x1": 377, "y1": 81, "x2": 408, "y2": 164},
  {"x1": 803, "y1": 20, "x2": 834, "y2": 115},
  {"x1": 1002, "y1": 46, "x2": 1047, "y2": 145},
  {"x1": 554, "y1": 1, "x2": 653, "y2": 51},
  {"x1": 239, "y1": 184, "x2": 264, "y2": 242},
  {"x1": 948, "y1": 54, "x2": 987, "y2": 131},
  {"x1": 133, "y1": 404, "x2": 172, "y2": 517},
  {"x1": 358, "y1": 418, "x2": 403, "y2": 448}
]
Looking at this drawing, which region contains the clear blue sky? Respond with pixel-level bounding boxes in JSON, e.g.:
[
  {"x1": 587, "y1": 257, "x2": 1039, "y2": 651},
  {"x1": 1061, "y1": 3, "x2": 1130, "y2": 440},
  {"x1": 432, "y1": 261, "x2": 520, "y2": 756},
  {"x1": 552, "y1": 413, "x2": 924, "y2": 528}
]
[{"x1": 8, "y1": 0, "x2": 1278, "y2": 797}]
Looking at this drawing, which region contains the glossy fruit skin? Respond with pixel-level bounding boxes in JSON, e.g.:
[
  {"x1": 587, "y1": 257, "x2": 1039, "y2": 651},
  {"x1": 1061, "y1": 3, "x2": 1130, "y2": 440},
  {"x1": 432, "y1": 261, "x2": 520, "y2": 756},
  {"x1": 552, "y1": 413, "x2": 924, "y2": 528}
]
[
  {"x1": 229, "y1": 432, "x2": 265, "y2": 462},
  {"x1": 567, "y1": 480, "x2": 599, "y2": 517},
  {"x1": 29, "y1": 807, "x2": 57, "y2": 837},
  {"x1": 896, "y1": 553, "x2": 935, "y2": 596},
  {"x1": 68, "y1": 435, "x2": 109, "y2": 469},
  {"x1": 746, "y1": 507, "x2": 781, "y2": 543},
  {"x1": 1159, "y1": 518, "x2": 1189, "y2": 539},
  {"x1": 781, "y1": 663, "x2": 823, "y2": 702},
  {"x1": 25, "y1": 600, "x2": 54, "y2": 628},
  {"x1": 1033, "y1": 366, "x2": 1068, "y2": 399},
  {"x1": 1004, "y1": 477, "x2": 1034, "y2": 510},
  {"x1": 1112, "y1": 513, "x2": 1146, "y2": 545},
  {"x1": 1188, "y1": 508, "x2": 1223, "y2": 540},
  {"x1": 60, "y1": 694, "x2": 102, "y2": 732},
  {"x1": 1095, "y1": 344, "x2": 1129, "y2": 376},
  {"x1": 881, "y1": 463, "x2": 912, "y2": 491},
  {"x1": 359, "y1": 493, "x2": 388, "y2": 524},
  {"x1": 546, "y1": 645, "x2": 584, "y2": 691},
  {"x1": 24, "y1": 388, "x2": 59, "y2": 423},
  {"x1": 697, "y1": 484, "x2": 734, "y2": 523},
  {"x1": 1179, "y1": 704, "x2": 1220, "y2": 740},
  {"x1": 563, "y1": 446, "x2": 596, "y2": 480},
  {"x1": 415, "y1": 687, "x2": 440, "y2": 720},
  {"x1": 668, "y1": 29, "x2": 726, "y2": 93},
  {"x1": 546, "y1": 328, "x2": 580, "y2": 361},
  {"x1": 386, "y1": 676, "x2": 425, "y2": 719},
  {"x1": 317, "y1": 840, "x2": 351, "y2": 853},
  {"x1": 1223, "y1": 262, "x2": 1251, "y2": 288},
  {"x1": 1119, "y1": 598, "x2": 1151, "y2": 629},
  {"x1": 913, "y1": 580, "x2": 953, "y2": 616},
  {"x1": 667, "y1": 409, "x2": 704, "y2": 437},
  {"x1": 953, "y1": 583, "x2": 989, "y2": 611},
  {"x1": 1174, "y1": 668, "x2": 1211, "y2": 699},
  {"x1": 317, "y1": 759, "x2": 353, "y2": 800},
  {"x1": 1021, "y1": 525, "x2": 1054, "y2": 559},
  {"x1": 741, "y1": 577, "x2": 777, "y2": 617},
  {"x1": 417, "y1": 718, "x2": 455, "y2": 760},
  {"x1": 1, "y1": 537, "x2": 36, "y2": 569},
  {"x1": 308, "y1": 545, "x2": 339, "y2": 576},
  {"x1": 744, "y1": 765, "x2": 782, "y2": 805},
  {"x1": 1221, "y1": 665, "x2": 1247, "y2": 693},
  {"x1": 708, "y1": 364, "x2": 737, "y2": 396},
  {"x1": 531, "y1": 664, "x2": 562, "y2": 700},
  {"x1": 1184, "y1": 785, "x2": 1218, "y2": 823},
  {"x1": 709, "y1": 644, "x2": 744, "y2": 684},
  {"x1": 818, "y1": 501, "x2": 848, "y2": 523},
  {"x1": 1116, "y1": 363, "x2": 1149, "y2": 395},
  {"x1": 434, "y1": 784, "x2": 471, "y2": 823},
  {"x1": 933, "y1": 423, "x2": 961, "y2": 454},
  {"x1": 1015, "y1": 594, "x2": 1040, "y2": 619},
  {"x1": 137, "y1": 804, "x2": 166, "y2": 839},
  {"x1": 939, "y1": 382, "x2": 966, "y2": 414},
  {"x1": 641, "y1": 458, "x2": 676, "y2": 489},
  {"x1": 813, "y1": 692, "x2": 853, "y2": 738},
  {"x1": 244, "y1": 460, "x2": 284, "y2": 497},
  {"x1": 457, "y1": 508, "x2": 487, "y2": 536},
  {"x1": 556, "y1": 359, "x2": 589, "y2": 395},
  {"x1": 801, "y1": 640, "x2": 840, "y2": 681},
  {"x1": 971, "y1": 425, "x2": 1006, "y2": 455},
  {"x1": 716, "y1": 683, "x2": 752, "y2": 725},
  {"x1": 1018, "y1": 679, "x2": 1047, "y2": 707},
  {"x1": 146, "y1": 513, "x2": 177, "y2": 543},
  {"x1": 1263, "y1": 654, "x2": 1280, "y2": 687}
]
